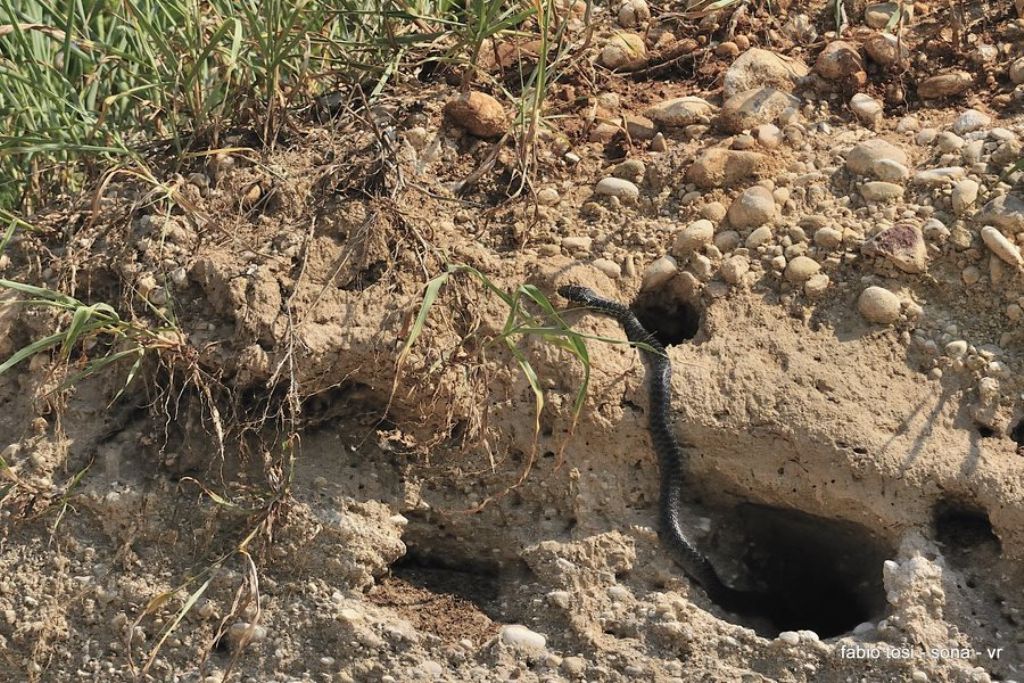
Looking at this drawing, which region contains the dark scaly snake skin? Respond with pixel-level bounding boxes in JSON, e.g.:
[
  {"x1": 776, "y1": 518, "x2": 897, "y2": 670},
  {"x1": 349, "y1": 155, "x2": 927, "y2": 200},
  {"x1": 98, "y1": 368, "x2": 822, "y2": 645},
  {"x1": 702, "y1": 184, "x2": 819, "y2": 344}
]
[{"x1": 558, "y1": 284, "x2": 765, "y2": 612}]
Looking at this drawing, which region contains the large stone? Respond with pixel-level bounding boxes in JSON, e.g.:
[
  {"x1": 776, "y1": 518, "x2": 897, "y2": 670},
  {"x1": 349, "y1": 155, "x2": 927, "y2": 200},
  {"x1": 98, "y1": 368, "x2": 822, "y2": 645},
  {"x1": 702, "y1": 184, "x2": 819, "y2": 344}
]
[
  {"x1": 685, "y1": 149, "x2": 765, "y2": 188},
  {"x1": 716, "y1": 87, "x2": 800, "y2": 133},
  {"x1": 727, "y1": 186, "x2": 777, "y2": 228},
  {"x1": 646, "y1": 96, "x2": 716, "y2": 127},
  {"x1": 862, "y1": 224, "x2": 927, "y2": 273},
  {"x1": 976, "y1": 195, "x2": 1024, "y2": 232},
  {"x1": 722, "y1": 48, "x2": 809, "y2": 99},
  {"x1": 845, "y1": 138, "x2": 908, "y2": 176}
]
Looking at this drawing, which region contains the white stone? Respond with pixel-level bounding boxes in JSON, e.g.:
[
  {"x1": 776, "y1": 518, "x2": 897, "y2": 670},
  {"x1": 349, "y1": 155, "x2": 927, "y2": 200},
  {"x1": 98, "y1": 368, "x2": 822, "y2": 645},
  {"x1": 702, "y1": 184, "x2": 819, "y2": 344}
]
[
  {"x1": 953, "y1": 109, "x2": 991, "y2": 135},
  {"x1": 981, "y1": 226, "x2": 1023, "y2": 266},
  {"x1": 595, "y1": 177, "x2": 640, "y2": 201},
  {"x1": 951, "y1": 179, "x2": 979, "y2": 215},
  {"x1": 858, "y1": 286, "x2": 901, "y2": 324},
  {"x1": 500, "y1": 624, "x2": 547, "y2": 651},
  {"x1": 846, "y1": 138, "x2": 908, "y2": 176},
  {"x1": 912, "y1": 167, "x2": 965, "y2": 186},
  {"x1": 861, "y1": 181, "x2": 904, "y2": 201},
  {"x1": 850, "y1": 93, "x2": 883, "y2": 126}
]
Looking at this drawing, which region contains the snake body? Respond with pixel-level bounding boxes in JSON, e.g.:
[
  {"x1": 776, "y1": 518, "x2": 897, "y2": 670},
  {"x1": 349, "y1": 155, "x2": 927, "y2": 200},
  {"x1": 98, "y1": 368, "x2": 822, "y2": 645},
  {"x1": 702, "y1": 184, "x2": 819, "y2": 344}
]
[{"x1": 558, "y1": 284, "x2": 764, "y2": 612}]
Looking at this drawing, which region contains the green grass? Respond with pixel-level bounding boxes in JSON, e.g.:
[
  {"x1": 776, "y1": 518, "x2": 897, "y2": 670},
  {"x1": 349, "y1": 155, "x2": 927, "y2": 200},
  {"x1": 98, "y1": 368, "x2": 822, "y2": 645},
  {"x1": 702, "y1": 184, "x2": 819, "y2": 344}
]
[
  {"x1": 0, "y1": 0, "x2": 586, "y2": 213},
  {"x1": 395, "y1": 263, "x2": 657, "y2": 509}
]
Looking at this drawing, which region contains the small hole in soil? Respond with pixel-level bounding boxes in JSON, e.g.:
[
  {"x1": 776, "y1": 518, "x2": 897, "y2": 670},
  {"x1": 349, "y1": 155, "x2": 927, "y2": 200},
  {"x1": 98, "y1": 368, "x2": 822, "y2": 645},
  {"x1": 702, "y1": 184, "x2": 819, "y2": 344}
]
[
  {"x1": 1011, "y1": 419, "x2": 1024, "y2": 447},
  {"x1": 976, "y1": 425, "x2": 997, "y2": 438},
  {"x1": 631, "y1": 289, "x2": 702, "y2": 346},
  {"x1": 934, "y1": 501, "x2": 1001, "y2": 555},
  {"x1": 732, "y1": 504, "x2": 891, "y2": 638}
]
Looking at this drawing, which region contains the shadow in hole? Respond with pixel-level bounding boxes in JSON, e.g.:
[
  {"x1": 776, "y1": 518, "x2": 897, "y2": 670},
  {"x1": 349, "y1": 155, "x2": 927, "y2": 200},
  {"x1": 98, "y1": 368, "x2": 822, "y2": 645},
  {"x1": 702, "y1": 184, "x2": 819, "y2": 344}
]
[
  {"x1": 728, "y1": 504, "x2": 892, "y2": 638},
  {"x1": 632, "y1": 290, "x2": 702, "y2": 346}
]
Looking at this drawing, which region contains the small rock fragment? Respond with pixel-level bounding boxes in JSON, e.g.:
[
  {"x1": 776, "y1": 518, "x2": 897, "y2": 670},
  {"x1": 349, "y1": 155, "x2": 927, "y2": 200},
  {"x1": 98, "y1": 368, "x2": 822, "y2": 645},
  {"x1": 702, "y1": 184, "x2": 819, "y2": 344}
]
[
  {"x1": 864, "y1": 33, "x2": 906, "y2": 67},
  {"x1": 951, "y1": 179, "x2": 979, "y2": 215},
  {"x1": 646, "y1": 97, "x2": 716, "y2": 127},
  {"x1": 443, "y1": 92, "x2": 507, "y2": 138},
  {"x1": 846, "y1": 138, "x2": 908, "y2": 176},
  {"x1": 717, "y1": 87, "x2": 800, "y2": 133},
  {"x1": 953, "y1": 109, "x2": 991, "y2": 134},
  {"x1": 861, "y1": 181, "x2": 904, "y2": 201},
  {"x1": 721, "y1": 255, "x2": 750, "y2": 284},
  {"x1": 727, "y1": 186, "x2": 776, "y2": 228},
  {"x1": 863, "y1": 224, "x2": 928, "y2": 273},
  {"x1": 226, "y1": 622, "x2": 268, "y2": 651},
  {"x1": 686, "y1": 149, "x2": 765, "y2": 189},
  {"x1": 815, "y1": 41, "x2": 865, "y2": 84},
  {"x1": 976, "y1": 194, "x2": 1024, "y2": 232}
]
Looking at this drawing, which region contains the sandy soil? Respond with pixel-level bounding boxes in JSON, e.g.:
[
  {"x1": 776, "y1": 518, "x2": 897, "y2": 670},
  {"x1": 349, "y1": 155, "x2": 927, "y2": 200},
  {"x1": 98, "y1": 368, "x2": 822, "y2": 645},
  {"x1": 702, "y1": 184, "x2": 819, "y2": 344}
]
[{"x1": 3, "y1": 1, "x2": 1024, "y2": 681}]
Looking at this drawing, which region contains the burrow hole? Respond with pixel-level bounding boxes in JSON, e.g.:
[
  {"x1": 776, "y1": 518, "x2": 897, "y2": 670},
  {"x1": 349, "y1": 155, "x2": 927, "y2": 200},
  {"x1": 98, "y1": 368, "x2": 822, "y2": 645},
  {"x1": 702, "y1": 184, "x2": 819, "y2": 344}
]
[
  {"x1": 631, "y1": 287, "x2": 702, "y2": 346},
  {"x1": 1012, "y1": 418, "x2": 1024, "y2": 449},
  {"x1": 731, "y1": 504, "x2": 892, "y2": 638},
  {"x1": 933, "y1": 500, "x2": 1001, "y2": 559}
]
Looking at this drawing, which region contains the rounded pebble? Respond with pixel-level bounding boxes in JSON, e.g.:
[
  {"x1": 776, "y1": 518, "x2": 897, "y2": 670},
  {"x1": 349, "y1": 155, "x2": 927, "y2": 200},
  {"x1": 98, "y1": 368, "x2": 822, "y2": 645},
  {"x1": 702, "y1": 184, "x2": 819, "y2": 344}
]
[
  {"x1": 499, "y1": 624, "x2": 547, "y2": 651},
  {"x1": 595, "y1": 177, "x2": 640, "y2": 201},
  {"x1": 858, "y1": 286, "x2": 901, "y2": 324}
]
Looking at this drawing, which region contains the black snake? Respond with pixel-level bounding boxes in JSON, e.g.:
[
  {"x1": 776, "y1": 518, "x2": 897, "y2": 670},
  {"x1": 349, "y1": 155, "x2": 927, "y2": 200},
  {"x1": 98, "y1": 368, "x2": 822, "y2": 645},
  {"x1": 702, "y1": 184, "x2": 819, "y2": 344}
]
[{"x1": 558, "y1": 284, "x2": 767, "y2": 613}]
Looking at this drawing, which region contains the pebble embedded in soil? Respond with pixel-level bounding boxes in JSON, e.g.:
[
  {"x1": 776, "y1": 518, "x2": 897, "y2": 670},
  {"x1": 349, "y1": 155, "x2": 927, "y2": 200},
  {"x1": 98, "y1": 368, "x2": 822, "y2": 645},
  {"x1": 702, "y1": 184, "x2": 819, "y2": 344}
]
[
  {"x1": 850, "y1": 93, "x2": 883, "y2": 126},
  {"x1": 980, "y1": 226, "x2": 1023, "y2": 266},
  {"x1": 673, "y1": 219, "x2": 715, "y2": 254},
  {"x1": 917, "y1": 71, "x2": 973, "y2": 99},
  {"x1": 642, "y1": 255, "x2": 677, "y2": 290},
  {"x1": 594, "y1": 177, "x2": 639, "y2": 202},
  {"x1": 600, "y1": 32, "x2": 647, "y2": 70},
  {"x1": 727, "y1": 186, "x2": 776, "y2": 228},
  {"x1": 722, "y1": 48, "x2": 809, "y2": 98},
  {"x1": 784, "y1": 255, "x2": 820, "y2": 283},
  {"x1": 686, "y1": 148, "x2": 765, "y2": 188},
  {"x1": 846, "y1": 138, "x2": 909, "y2": 177},
  {"x1": 443, "y1": 91, "x2": 507, "y2": 138},
  {"x1": 226, "y1": 622, "x2": 268, "y2": 651},
  {"x1": 499, "y1": 624, "x2": 547, "y2": 651},
  {"x1": 861, "y1": 181, "x2": 904, "y2": 201},
  {"x1": 646, "y1": 97, "x2": 715, "y2": 127},
  {"x1": 858, "y1": 286, "x2": 901, "y2": 324}
]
